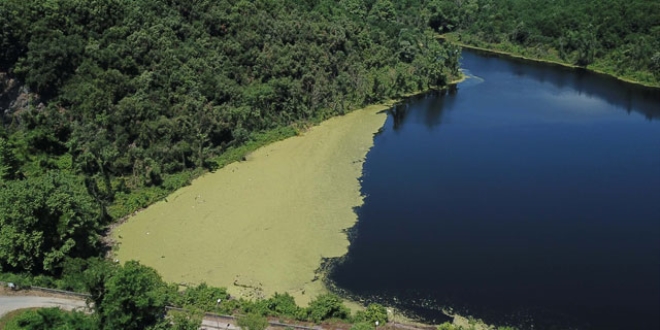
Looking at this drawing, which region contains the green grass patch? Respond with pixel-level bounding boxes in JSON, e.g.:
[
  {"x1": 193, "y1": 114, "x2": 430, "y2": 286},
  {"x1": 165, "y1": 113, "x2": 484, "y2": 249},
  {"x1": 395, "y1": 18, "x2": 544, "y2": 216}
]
[
  {"x1": 0, "y1": 308, "x2": 38, "y2": 330},
  {"x1": 0, "y1": 307, "x2": 96, "y2": 330}
]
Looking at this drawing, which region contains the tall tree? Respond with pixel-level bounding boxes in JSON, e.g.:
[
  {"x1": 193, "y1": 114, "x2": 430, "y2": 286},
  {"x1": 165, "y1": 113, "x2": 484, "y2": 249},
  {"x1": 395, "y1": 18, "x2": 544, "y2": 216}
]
[
  {"x1": 97, "y1": 261, "x2": 170, "y2": 330},
  {"x1": 0, "y1": 172, "x2": 103, "y2": 274}
]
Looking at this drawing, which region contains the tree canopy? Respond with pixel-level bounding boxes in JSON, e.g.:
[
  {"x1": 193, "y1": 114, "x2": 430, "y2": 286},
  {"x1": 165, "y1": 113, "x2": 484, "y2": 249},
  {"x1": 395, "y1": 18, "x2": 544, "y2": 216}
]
[
  {"x1": 0, "y1": 0, "x2": 460, "y2": 276},
  {"x1": 0, "y1": 172, "x2": 104, "y2": 274},
  {"x1": 429, "y1": 0, "x2": 660, "y2": 86},
  {"x1": 96, "y1": 261, "x2": 170, "y2": 330}
]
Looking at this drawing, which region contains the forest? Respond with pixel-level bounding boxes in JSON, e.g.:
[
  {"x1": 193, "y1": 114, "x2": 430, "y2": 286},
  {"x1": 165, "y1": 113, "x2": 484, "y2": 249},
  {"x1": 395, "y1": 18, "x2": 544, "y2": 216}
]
[
  {"x1": 429, "y1": 0, "x2": 660, "y2": 86},
  {"x1": 0, "y1": 0, "x2": 460, "y2": 279}
]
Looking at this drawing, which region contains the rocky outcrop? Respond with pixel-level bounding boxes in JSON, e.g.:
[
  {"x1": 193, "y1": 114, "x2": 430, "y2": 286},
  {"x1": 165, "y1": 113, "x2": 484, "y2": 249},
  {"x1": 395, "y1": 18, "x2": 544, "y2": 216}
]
[{"x1": 0, "y1": 72, "x2": 43, "y2": 125}]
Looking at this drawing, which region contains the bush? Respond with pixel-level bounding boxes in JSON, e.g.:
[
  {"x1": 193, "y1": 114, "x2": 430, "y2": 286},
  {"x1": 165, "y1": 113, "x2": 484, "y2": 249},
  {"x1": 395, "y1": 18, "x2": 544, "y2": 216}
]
[
  {"x1": 364, "y1": 304, "x2": 387, "y2": 324},
  {"x1": 437, "y1": 323, "x2": 457, "y2": 330},
  {"x1": 240, "y1": 299, "x2": 271, "y2": 316},
  {"x1": 169, "y1": 310, "x2": 203, "y2": 330},
  {"x1": 175, "y1": 283, "x2": 229, "y2": 312},
  {"x1": 266, "y1": 292, "x2": 301, "y2": 318},
  {"x1": 59, "y1": 257, "x2": 91, "y2": 292},
  {"x1": 306, "y1": 293, "x2": 350, "y2": 322},
  {"x1": 0, "y1": 272, "x2": 33, "y2": 288},
  {"x1": 161, "y1": 171, "x2": 194, "y2": 191},
  {"x1": 31, "y1": 275, "x2": 56, "y2": 288},
  {"x1": 237, "y1": 313, "x2": 269, "y2": 330},
  {"x1": 4, "y1": 308, "x2": 96, "y2": 330}
]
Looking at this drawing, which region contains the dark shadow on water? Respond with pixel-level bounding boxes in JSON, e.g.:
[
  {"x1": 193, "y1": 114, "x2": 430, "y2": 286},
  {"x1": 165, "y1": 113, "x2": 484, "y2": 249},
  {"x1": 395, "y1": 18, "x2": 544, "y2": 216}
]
[{"x1": 390, "y1": 86, "x2": 460, "y2": 132}]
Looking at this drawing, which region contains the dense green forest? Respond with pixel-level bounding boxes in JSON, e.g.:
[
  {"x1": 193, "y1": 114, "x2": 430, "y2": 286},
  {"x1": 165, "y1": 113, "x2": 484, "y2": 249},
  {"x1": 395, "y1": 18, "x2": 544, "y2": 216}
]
[
  {"x1": 429, "y1": 0, "x2": 660, "y2": 86},
  {"x1": 0, "y1": 0, "x2": 460, "y2": 279}
]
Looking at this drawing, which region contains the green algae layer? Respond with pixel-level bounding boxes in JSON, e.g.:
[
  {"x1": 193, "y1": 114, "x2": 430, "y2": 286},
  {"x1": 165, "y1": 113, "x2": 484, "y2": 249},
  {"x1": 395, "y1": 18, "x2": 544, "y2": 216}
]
[{"x1": 113, "y1": 104, "x2": 390, "y2": 305}]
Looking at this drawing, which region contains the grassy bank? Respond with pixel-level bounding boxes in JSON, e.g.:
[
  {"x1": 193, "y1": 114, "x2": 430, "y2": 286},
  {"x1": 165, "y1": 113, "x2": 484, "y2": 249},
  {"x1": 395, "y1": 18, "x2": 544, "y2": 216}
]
[
  {"x1": 440, "y1": 33, "x2": 660, "y2": 89},
  {"x1": 0, "y1": 309, "x2": 35, "y2": 329}
]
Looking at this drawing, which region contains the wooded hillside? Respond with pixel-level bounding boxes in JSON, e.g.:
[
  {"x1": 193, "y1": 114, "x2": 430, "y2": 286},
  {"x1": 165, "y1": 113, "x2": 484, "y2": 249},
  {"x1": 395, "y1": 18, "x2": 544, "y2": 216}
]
[
  {"x1": 430, "y1": 0, "x2": 660, "y2": 86},
  {"x1": 0, "y1": 0, "x2": 460, "y2": 277}
]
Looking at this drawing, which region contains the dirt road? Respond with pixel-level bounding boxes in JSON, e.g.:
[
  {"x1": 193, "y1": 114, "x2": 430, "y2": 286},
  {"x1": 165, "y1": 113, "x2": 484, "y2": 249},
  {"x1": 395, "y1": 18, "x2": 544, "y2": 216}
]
[
  {"x1": 0, "y1": 295, "x2": 88, "y2": 317},
  {"x1": 0, "y1": 295, "x2": 253, "y2": 330}
]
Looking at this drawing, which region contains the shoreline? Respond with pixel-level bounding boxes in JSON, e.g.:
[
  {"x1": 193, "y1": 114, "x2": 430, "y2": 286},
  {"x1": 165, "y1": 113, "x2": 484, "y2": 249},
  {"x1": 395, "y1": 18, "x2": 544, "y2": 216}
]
[
  {"x1": 110, "y1": 84, "x2": 464, "y2": 306},
  {"x1": 113, "y1": 103, "x2": 387, "y2": 304},
  {"x1": 438, "y1": 34, "x2": 660, "y2": 89}
]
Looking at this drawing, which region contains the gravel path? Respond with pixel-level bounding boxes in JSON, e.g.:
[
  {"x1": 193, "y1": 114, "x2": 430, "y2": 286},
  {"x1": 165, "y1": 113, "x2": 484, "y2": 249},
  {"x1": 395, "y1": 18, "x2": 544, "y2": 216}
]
[
  {"x1": 0, "y1": 295, "x2": 88, "y2": 317},
  {"x1": 0, "y1": 295, "x2": 243, "y2": 330}
]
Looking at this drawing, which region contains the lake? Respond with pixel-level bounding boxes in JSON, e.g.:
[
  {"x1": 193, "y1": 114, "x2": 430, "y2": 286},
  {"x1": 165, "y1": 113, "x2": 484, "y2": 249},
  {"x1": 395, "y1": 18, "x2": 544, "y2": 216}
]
[{"x1": 328, "y1": 49, "x2": 660, "y2": 330}]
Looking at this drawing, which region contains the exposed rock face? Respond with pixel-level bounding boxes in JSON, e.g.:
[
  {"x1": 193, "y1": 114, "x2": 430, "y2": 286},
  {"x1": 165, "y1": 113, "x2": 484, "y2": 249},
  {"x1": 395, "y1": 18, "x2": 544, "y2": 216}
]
[{"x1": 0, "y1": 72, "x2": 43, "y2": 125}]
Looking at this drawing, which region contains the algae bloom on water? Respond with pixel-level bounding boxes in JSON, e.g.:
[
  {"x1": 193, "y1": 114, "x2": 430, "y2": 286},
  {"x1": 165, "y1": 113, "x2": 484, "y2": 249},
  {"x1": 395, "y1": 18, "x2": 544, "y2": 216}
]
[{"x1": 113, "y1": 104, "x2": 389, "y2": 304}]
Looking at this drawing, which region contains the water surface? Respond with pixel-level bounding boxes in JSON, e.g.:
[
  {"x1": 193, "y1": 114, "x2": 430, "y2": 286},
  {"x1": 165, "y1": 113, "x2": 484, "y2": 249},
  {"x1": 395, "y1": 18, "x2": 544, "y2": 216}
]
[{"x1": 329, "y1": 50, "x2": 660, "y2": 330}]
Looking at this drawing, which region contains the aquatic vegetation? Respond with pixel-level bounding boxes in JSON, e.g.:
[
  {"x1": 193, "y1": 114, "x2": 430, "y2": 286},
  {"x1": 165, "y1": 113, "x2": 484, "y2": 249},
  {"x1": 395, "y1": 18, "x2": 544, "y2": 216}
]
[{"x1": 113, "y1": 104, "x2": 389, "y2": 304}]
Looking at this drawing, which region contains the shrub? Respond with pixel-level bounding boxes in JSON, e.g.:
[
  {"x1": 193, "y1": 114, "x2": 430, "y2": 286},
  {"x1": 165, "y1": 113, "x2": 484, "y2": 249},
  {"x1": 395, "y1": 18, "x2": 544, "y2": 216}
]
[
  {"x1": 437, "y1": 323, "x2": 457, "y2": 330},
  {"x1": 306, "y1": 293, "x2": 350, "y2": 322},
  {"x1": 266, "y1": 292, "x2": 301, "y2": 318},
  {"x1": 0, "y1": 272, "x2": 33, "y2": 288},
  {"x1": 237, "y1": 313, "x2": 269, "y2": 330},
  {"x1": 241, "y1": 299, "x2": 271, "y2": 316},
  {"x1": 5, "y1": 308, "x2": 96, "y2": 330},
  {"x1": 176, "y1": 283, "x2": 229, "y2": 312},
  {"x1": 169, "y1": 310, "x2": 203, "y2": 330},
  {"x1": 364, "y1": 304, "x2": 387, "y2": 324}
]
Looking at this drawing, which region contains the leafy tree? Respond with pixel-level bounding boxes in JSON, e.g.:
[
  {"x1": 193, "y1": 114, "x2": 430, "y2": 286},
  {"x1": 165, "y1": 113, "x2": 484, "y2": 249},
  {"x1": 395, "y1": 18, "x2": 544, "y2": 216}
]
[
  {"x1": 340, "y1": 0, "x2": 368, "y2": 18},
  {"x1": 97, "y1": 261, "x2": 170, "y2": 330},
  {"x1": 59, "y1": 257, "x2": 93, "y2": 292},
  {"x1": 650, "y1": 52, "x2": 660, "y2": 78},
  {"x1": 14, "y1": 31, "x2": 85, "y2": 93},
  {"x1": 306, "y1": 293, "x2": 351, "y2": 322},
  {"x1": 369, "y1": 0, "x2": 397, "y2": 22},
  {"x1": 354, "y1": 303, "x2": 388, "y2": 325},
  {"x1": 0, "y1": 137, "x2": 21, "y2": 182},
  {"x1": 82, "y1": 258, "x2": 117, "y2": 321},
  {"x1": 267, "y1": 292, "x2": 301, "y2": 318},
  {"x1": 0, "y1": 172, "x2": 103, "y2": 274},
  {"x1": 575, "y1": 29, "x2": 597, "y2": 66}
]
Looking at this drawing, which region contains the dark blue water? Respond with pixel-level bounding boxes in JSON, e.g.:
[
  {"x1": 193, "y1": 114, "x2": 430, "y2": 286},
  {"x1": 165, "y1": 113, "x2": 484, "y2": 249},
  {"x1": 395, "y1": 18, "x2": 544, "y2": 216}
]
[{"x1": 329, "y1": 50, "x2": 660, "y2": 330}]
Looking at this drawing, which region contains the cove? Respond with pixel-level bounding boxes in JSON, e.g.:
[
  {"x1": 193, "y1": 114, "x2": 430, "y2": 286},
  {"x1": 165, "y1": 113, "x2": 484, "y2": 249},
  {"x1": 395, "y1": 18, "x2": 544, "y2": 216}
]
[
  {"x1": 113, "y1": 103, "x2": 389, "y2": 305},
  {"x1": 328, "y1": 49, "x2": 660, "y2": 330}
]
